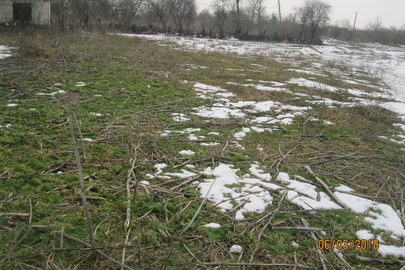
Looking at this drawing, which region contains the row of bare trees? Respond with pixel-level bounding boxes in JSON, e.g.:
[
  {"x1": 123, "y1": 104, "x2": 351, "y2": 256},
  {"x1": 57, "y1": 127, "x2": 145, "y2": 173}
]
[
  {"x1": 49, "y1": 0, "x2": 332, "y2": 43},
  {"x1": 326, "y1": 15, "x2": 405, "y2": 45},
  {"x1": 50, "y1": 0, "x2": 196, "y2": 33},
  {"x1": 202, "y1": 0, "x2": 269, "y2": 39},
  {"x1": 196, "y1": 0, "x2": 331, "y2": 42},
  {"x1": 47, "y1": 0, "x2": 404, "y2": 45}
]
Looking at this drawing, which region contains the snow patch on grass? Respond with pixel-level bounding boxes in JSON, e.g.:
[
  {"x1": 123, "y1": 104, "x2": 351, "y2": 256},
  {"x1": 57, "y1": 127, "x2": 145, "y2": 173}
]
[
  {"x1": 356, "y1": 230, "x2": 374, "y2": 240},
  {"x1": 179, "y1": 150, "x2": 195, "y2": 155},
  {"x1": 144, "y1": 160, "x2": 405, "y2": 257},
  {"x1": 334, "y1": 192, "x2": 405, "y2": 238},
  {"x1": 288, "y1": 77, "x2": 339, "y2": 92},
  {"x1": 36, "y1": 90, "x2": 66, "y2": 96},
  {"x1": 171, "y1": 113, "x2": 190, "y2": 122},
  {"x1": 75, "y1": 82, "x2": 86, "y2": 87},
  {"x1": 203, "y1": 223, "x2": 221, "y2": 229},
  {"x1": 165, "y1": 169, "x2": 197, "y2": 179},
  {"x1": 193, "y1": 106, "x2": 246, "y2": 119},
  {"x1": 229, "y1": 245, "x2": 243, "y2": 253},
  {"x1": 198, "y1": 164, "x2": 274, "y2": 220},
  {"x1": 0, "y1": 45, "x2": 13, "y2": 59}
]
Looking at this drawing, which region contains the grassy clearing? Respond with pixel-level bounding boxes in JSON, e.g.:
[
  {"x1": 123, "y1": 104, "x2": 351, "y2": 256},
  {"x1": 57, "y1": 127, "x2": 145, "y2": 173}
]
[{"x1": 0, "y1": 32, "x2": 404, "y2": 269}]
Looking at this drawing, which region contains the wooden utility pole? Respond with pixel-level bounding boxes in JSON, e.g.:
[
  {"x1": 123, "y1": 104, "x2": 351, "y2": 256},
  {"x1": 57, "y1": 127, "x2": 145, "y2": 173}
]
[
  {"x1": 278, "y1": 0, "x2": 282, "y2": 22},
  {"x1": 352, "y1": 12, "x2": 358, "y2": 31}
]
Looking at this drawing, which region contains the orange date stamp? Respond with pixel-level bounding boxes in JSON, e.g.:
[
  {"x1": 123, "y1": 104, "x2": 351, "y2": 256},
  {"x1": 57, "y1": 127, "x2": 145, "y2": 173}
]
[{"x1": 317, "y1": 239, "x2": 379, "y2": 250}]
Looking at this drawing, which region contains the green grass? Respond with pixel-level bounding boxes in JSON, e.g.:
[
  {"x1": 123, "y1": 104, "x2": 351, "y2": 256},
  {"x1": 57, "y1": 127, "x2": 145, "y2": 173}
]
[{"x1": 0, "y1": 32, "x2": 404, "y2": 269}]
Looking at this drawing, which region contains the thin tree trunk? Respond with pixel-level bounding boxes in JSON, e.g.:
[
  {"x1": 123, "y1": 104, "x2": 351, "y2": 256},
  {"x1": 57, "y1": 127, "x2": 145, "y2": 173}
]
[{"x1": 235, "y1": 0, "x2": 241, "y2": 37}]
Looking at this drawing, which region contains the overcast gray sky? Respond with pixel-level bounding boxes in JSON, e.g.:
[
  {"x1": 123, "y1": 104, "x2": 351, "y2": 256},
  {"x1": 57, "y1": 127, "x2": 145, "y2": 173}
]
[{"x1": 196, "y1": 0, "x2": 405, "y2": 29}]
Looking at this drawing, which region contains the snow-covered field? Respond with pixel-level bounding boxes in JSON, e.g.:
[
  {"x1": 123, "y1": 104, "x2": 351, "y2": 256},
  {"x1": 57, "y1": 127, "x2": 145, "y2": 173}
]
[
  {"x1": 122, "y1": 34, "x2": 405, "y2": 258},
  {"x1": 124, "y1": 34, "x2": 405, "y2": 116},
  {"x1": 4, "y1": 34, "x2": 402, "y2": 259},
  {"x1": 122, "y1": 34, "x2": 405, "y2": 147}
]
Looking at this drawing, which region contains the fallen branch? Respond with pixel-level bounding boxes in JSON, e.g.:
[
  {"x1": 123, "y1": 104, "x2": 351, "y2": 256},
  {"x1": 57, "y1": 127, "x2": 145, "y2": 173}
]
[
  {"x1": 80, "y1": 196, "x2": 106, "y2": 201},
  {"x1": 63, "y1": 233, "x2": 135, "y2": 270},
  {"x1": 200, "y1": 262, "x2": 311, "y2": 268},
  {"x1": 301, "y1": 218, "x2": 328, "y2": 270},
  {"x1": 183, "y1": 243, "x2": 202, "y2": 265},
  {"x1": 309, "y1": 152, "x2": 359, "y2": 166},
  {"x1": 400, "y1": 187, "x2": 405, "y2": 229},
  {"x1": 155, "y1": 173, "x2": 200, "y2": 188},
  {"x1": 276, "y1": 208, "x2": 344, "y2": 214},
  {"x1": 249, "y1": 191, "x2": 287, "y2": 262},
  {"x1": 161, "y1": 172, "x2": 219, "y2": 269},
  {"x1": 305, "y1": 165, "x2": 347, "y2": 209},
  {"x1": 336, "y1": 190, "x2": 405, "y2": 201},
  {"x1": 271, "y1": 226, "x2": 323, "y2": 231},
  {"x1": 29, "y1": 198, "x2": 32, "y2": 224},
  {"x1": 63, "y1": 57, "x2": 95, "y2": 250},
  {"x1": 327, "y1": 246, "x2": 354, "y2": 270},
  {"x1": 26, "y1": 236, "x2": 204, "y2": 257},
  {"x1": 0, "y1": 213, "x2": 30, "y2": 217},
  {"x1": 0, "y1": 171, "x2": 9, "y2": 180},
  {"x1": 72, "y1": 111, "x2": 87, "y2": 160},
  {"x1": 348, "y1": 254, "x2": 400, "y2": 264},
  {"x1": 180, "y1": 177, "x2": 217, "y2": 236},
  {"x1": 122, "y1": 143, "x2": 140, "y2": 269},
  {"x1": 170, "y1": 175, "x2": 201, "y2": 190},
  {"x1": 29, "y1": 224, "x2": 63, "y2": 228}
]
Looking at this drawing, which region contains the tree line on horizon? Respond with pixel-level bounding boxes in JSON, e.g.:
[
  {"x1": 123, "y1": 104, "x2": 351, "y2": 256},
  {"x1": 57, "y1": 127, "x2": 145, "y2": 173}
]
[{"x1": 26, "y1": 0, "x2": 405, "y2": 45}]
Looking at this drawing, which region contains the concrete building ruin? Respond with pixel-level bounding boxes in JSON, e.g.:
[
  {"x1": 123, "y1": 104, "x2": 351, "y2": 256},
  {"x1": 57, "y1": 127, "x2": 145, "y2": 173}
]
[{"x1": 0, "y1": 0, "x2": 50, "y2": 25}]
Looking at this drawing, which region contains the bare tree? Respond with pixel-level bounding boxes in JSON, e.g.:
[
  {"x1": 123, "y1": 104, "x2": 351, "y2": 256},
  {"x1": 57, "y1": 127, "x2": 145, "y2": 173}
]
[
  {"x1": 148, "y1": 0, "x2": 169, "y2": 31},
  {"x1": 365, "y1": 16, "x2": 387, "y2": 43},
  {"x1": 235, "y1": 0, "x2": 242, "y2": 37},
  {"x1": 71, "y1": 0, "x2": 91, "y2": 29},
  {"x1": 246, "y1": 0, "x2": 266, "y2": 39},
  {"x1": 366, "y1": 16, "x2": 383, "y2": 32},
  {"x1": 118, "y1": 0, "x2": 145, "y2": 31},
  {"x1": 50, "y1": 0, "x2": 68, "y2": 30},
  {"x1": 167, "y1": 0, "x2": 196, "y2": 34},
  {"x1": 212, "y1": 0, "x2": 232, "y2": 37},
  {"x1": 297, "y1": 0, "x2": 331, "y2": 43},
  {"x1": 195, "y1": 9, "x2": 215, "y2": 36}
]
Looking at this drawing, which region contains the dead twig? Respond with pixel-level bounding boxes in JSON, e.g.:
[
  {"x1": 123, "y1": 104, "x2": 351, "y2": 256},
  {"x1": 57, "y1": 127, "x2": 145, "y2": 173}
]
[
  {"x1": 183, "y1": 243, "x2": 202, "y2": 265},
  {"x1": 305, "y1": 165, "x2": 347, "y2": 209},
  {"x1": 72, "y1": 111, "x2": 87, "y2": 160},
  {"x1": 249, "y1": 191, "x2": 287, "y2": 262},
  {"x1": 326, "y1": 244, "x2": 353, "y2": 270},
  {"x1": 301, "y1": 218, "x2": 328, "y2": 270},
  {"x1": 200, "y1": 262, "x2": 311, "y2": 268},
  {"x1": 29, "y1": 198, "x2": 32, "y2": 224},
  {"x1": 348, "y1": 254, "x2": 401, "y2": 264},
  {"x1": 122, "y1": 142, "x2": 140, "y2": 269},
  {"x1": 63, "y1": 233, "x2": 135, "y2": 270},
  {"x1": 170, "y1": 174, "x2": 201, "y2": 190},
  {"x1": 271, "y1": 226, "x2": 323, "y2": 231},
  {"x1": 309, "y1": 152, "x2": 360, "y2": 166},
  {"x1": 0, "y1": 213, "x2": 30, "y2": 217},
  {"x1": 63, "y1": 57, "x2": 95, "y2": 250},
  {"x1": 179, "y1": 176, "x2": 217, "y2": 236},
  {"x1": 29, "y1": 224, "x2": 63, "y2": 229},
  {"x1": 400, "y1": 187, "x2": 405, "y2": 229}
]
